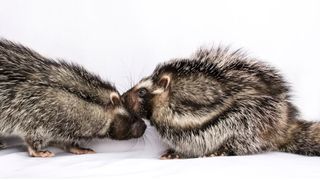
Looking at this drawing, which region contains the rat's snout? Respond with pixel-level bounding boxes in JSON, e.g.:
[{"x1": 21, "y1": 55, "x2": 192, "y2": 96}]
[
  {"x1": 121, "y1": 91, "x2": 131, "y2": 107},
  {"x1": 130, "y1": 120, "x2": 147, "y2": 138},
  {"x1": 121, "y1": 91, "x2": 129, "y2": 101},
  {"x1": 121, "y1": 89, "x2": 141, "y2": 115}
]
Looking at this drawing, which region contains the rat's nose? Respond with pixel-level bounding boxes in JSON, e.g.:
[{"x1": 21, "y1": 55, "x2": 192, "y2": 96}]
[
  {"x1": 121, "y1": 92, "x2": 127, "y2": 101},
  {"x1": 131, "y1": 121, "x2": 147, "y2": 138},
  {"x1": 121, "y1": 91, "x2": 130, "y2": 104}
]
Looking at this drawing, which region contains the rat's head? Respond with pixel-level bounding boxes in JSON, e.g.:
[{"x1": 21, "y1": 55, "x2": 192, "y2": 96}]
[
  {"x1": 102, "y1": 92, "x2": 147, "y2": 140},
  {"x1": 122, "y1": 73, "x2": 172, "y2": 121}
]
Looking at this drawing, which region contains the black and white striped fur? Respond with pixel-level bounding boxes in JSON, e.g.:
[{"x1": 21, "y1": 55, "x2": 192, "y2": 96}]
[
  {"x1": 0, "y1": 39, "x2": 146, "y2": 157},
  {"x1": 123, "y1": 46, "x2": 320, "y2": 158}
]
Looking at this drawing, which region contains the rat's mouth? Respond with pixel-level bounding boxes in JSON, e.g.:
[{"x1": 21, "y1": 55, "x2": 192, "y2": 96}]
[{"x1": 130, "y1": 120, "x2": 147, "y2": 138}]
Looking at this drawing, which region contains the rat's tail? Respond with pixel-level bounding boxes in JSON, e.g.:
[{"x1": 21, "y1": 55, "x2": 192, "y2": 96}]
[{"x1": 280, "y1": 119, "x2": 320, "y2": 156}]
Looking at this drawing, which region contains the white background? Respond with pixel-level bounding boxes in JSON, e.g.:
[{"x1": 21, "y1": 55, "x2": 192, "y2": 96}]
[{"x1": 0, "y1": 0, "x2": 320, "y2": 179}]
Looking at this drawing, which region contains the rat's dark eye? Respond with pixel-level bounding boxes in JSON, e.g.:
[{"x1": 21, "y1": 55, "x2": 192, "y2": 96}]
[{"x1": 137, "y1": 88, "x2": 148, "y2": 98}]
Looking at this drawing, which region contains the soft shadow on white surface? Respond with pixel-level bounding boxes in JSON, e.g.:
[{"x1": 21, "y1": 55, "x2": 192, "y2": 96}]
[
  {"x1": 0, "y1": 124, "x2": 169, "y2": 178},
  {"x1": 0, "y1": 0, "x2": 320, "y2": 179},
  {"x1": 1, "y1": 143, "x2": 320, "y2": 180}
]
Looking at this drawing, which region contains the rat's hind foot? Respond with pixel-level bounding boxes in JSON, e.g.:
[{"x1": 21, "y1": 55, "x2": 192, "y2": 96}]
[
  {"x1": 50, "y1": 141, "x2": 95, "y2": 155},
  {"x1": 68, "y1": 146, "x2": 96, "y2": 155},
  {"x1": 160, "y1": 149, "x2": 182, "y2": 160}
]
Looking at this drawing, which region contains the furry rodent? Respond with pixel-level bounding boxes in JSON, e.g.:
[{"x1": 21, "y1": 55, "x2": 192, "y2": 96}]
[
  {"x1": 0, "y1": 39, "x2": 146, "y2": 157},
  {"x1": 123, "y1": 46, "x2": 320, "y2": 159}
]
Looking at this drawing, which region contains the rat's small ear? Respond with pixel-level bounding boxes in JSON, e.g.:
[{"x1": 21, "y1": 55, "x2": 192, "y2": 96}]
[
  {"x1": 158, "y1": 75, "x2": 171, "y2": 90},
  {"x1": 110, "y1": 92, "x2": 121, "y2": 106}
]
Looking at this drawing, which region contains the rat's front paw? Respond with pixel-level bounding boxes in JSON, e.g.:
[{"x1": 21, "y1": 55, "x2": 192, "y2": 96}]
[
  {"x1": 29, "y1": 149, "x2": 55, "y2": 158},
  {"x1": 160, "y1": 149, "x2": 181, "y2": 160},
  {"x1": 205, "y1": 152, "x2": 227, "y2": 157}
]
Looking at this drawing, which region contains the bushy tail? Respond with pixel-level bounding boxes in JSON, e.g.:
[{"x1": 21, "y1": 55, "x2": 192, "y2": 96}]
[{"x1": 280, "y1": 120, "x2": 320, "y2": 156}]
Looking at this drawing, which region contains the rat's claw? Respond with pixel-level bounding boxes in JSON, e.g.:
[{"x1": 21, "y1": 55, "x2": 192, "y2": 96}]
[{"x1": 160, "y1": 150, "x2": 181, "y2": 160}]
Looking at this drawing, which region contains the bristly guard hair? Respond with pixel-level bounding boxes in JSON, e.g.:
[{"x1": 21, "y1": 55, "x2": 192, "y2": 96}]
[
  {"x1": 123, "y1": 45, "x2": 320, "y2": 159},
  {"x1": 0, "y1": 38, "x2": 146, "y2": 157}
]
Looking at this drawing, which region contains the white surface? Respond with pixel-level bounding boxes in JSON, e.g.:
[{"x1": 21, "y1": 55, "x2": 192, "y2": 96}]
[{"x1": 0, "y1": 0, "x2": 320, "y2": 179}]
